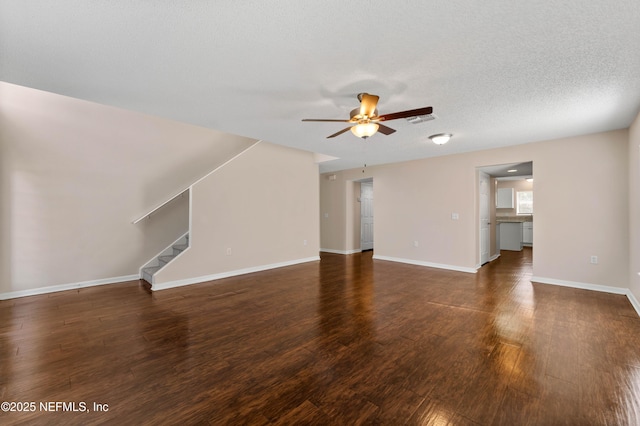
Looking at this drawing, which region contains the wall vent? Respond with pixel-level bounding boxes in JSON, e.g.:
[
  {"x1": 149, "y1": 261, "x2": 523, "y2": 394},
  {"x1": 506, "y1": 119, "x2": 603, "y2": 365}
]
[{"x1": 406, "y1": 114, "x2": 436, "y2": 124}]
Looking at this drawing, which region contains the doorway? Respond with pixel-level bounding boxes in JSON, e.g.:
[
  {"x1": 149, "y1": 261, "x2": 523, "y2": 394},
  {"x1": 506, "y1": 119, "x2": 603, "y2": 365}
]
[
  {"x1": 360, "y1": 180, "x2": 374, "y2": 251},
  {"x1": 477, "y1": 161, "x2": 533, "y2": 267}
]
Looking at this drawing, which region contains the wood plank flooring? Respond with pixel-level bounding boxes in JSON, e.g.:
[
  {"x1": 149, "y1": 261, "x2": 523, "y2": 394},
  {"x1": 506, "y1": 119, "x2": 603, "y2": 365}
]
[{"x1": 1, "y1": 248, "x2": 640, "y2": 425}]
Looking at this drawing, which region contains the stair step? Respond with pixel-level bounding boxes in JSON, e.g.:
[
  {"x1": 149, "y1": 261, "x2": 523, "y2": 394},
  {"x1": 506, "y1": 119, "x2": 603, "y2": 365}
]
[
  {"x1": 158, "y1": 255, "x2": 176, "y2": 265},
  {"x1": 142, "y1": 265, "x2": 161, "y2": 284},
  {"x1": 143, "y1": 265, "x2": 162, "y2": 275},
  {"x1": 172, "y1": 244, "x2": 188, "y2": 256},
  {"x1": 141, "y1": 234, "x2": 189, "y2": 283}
]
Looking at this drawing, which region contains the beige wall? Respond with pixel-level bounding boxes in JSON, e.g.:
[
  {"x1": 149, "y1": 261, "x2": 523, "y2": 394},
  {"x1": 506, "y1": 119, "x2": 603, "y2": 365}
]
[
  {"x1": 0, "y1": 82, "x2": 256, "y2": 296},
  {"x1": 320, "y1": 129, "x2": 630, "y2": 289},
  {"x1": 319, "y1": 174, "x2": 345, "y2": 251},
  {"x1": 630, "y1": 112, "x2": 640, "y2": 302},
  {"x1": 154, "y1": 141, "x2": 320, "y2": 286}
]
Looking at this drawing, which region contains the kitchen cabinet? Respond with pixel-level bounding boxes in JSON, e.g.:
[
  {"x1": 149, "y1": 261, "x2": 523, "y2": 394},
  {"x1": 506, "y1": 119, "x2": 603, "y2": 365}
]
[
  {"x1": 499, "y1": 222, "x2": 523, "y2": 251},
  {"x1": 522, "y1": 222, "x2": 533, "y2": 245},
  {"x1": 497, "y1": 188, "x2": 514, "y2": 208}
]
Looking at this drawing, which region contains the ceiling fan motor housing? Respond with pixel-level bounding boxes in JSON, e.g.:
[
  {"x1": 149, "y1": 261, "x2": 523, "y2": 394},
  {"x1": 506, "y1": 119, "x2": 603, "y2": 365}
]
[{"x1": 350, "y1": 107, "x2": 378, "y2": 122}]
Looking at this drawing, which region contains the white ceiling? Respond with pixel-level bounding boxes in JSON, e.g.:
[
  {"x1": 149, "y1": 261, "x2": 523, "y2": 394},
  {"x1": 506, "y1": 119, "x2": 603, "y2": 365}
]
[{"x1": 1, "y1": 1, "x2": 639, "y2": 173}]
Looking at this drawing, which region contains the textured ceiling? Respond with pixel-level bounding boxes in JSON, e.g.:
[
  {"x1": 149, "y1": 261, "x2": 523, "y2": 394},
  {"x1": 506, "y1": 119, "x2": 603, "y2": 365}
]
[{"x1": 1, "y1": 1, "x2": 639, "y2": 172}]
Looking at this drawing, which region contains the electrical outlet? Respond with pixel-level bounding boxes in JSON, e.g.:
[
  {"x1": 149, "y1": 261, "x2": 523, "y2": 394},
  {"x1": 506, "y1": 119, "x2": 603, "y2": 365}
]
[
  {"x1": 451, "y1": 213, "x2": 459, "y2": 220},
  {"x1": 303, "y1": 239, "x2": 308, "y2": 246},
  {"x1": 226, "y1": 248, "x2": 232, "y2": 256},
  {"x1": 590, "y1": 255, "x2": 598, "y2": 264}
]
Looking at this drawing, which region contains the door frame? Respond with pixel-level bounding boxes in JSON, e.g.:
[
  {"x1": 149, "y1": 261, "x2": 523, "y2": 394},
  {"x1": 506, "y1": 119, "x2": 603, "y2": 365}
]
[
  {"x1": 479, "y1": 170, "x2": 491, "y2": 265},
  {"x1": 359, "y1": 179, "x2": 374, "y2": 251}
]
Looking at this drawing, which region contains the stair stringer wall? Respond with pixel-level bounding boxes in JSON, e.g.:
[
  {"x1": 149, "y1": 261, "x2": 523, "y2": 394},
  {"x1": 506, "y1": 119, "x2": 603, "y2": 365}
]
[{"x1": 152, "y1": 141, "x2": 321, "y2": 290}]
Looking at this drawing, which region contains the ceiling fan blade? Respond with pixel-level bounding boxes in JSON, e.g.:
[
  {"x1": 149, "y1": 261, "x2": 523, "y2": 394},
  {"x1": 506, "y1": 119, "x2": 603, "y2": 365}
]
[
  {"x1": 377, "y1": 106, "x2": 433, "y2": 122},
  {"x1": 359, "y1": 93, "x2": 379, "y2": 118},
  {"x1": 377, "y1": 123, "x2": 396, "y2": 135},
  {"x1": 302, "y1": 118, "x2": 351, "y2": 122},
  {"x1": 327, "y1": 127, "x2": 353, "y2": 138}
]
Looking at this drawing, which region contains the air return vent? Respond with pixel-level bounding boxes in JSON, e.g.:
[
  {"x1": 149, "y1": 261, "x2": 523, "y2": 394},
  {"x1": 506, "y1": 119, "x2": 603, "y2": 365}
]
[{"x1": 406, "y1": 114, "x2": 436, "y2": 124}]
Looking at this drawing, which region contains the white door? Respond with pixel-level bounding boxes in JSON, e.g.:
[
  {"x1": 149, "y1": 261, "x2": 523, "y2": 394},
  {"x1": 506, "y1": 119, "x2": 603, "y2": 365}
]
[
  {"x1": 479, "y1": 171, "x2": 490, "y2": 265},
  {"x1": 360, "y1": 182, "x2": 374, "y2": 251}
]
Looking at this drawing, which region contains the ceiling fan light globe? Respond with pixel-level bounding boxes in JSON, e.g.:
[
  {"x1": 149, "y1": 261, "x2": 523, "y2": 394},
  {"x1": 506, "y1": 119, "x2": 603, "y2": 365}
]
[{"x1": 351, "y1": 122, "x2": 379, "y2": 139}]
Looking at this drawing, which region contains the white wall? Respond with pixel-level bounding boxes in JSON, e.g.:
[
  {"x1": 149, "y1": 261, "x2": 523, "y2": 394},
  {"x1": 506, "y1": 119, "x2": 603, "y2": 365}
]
[
  {"x1": 153, "y1": 141, "x2": 320, "y2": 287},
  {"x1": 630, "y1": 111, "x2": 640, "y2": 303},
  {"x1": 321, "y1": 129, "x2": 630, "y2": 289},
  {"x1": 0, "y1": 82, "x2": 257, "y2": 297}
]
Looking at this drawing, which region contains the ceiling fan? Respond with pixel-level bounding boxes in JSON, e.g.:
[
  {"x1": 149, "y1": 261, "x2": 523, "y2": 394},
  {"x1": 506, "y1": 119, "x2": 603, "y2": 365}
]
[{"x1": 302, "y1": 93, "x2": 433, "y2": 139}]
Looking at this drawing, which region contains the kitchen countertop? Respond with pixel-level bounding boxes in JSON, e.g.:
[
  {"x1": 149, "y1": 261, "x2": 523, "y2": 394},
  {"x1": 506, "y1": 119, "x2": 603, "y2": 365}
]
[{"x1": 496, "y1": 216, "x2": 533, "y2": 223}]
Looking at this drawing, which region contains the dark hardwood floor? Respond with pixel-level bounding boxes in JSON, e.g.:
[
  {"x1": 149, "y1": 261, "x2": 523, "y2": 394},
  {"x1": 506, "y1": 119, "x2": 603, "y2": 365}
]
[{"x1": 1, "y1": 248, "x2": 640, "y2": 425}]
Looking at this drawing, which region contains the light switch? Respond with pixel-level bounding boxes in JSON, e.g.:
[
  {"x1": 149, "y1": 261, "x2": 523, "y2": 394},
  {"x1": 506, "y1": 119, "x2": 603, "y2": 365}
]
[{"x1": 451, "y1": 213, "x2": 459, "y2": 220}]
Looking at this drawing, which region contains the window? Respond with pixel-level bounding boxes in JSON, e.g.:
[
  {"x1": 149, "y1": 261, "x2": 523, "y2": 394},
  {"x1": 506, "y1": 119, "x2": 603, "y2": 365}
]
[{"x1": 516, "y1": 191, "x2": 533, "y2": 215}]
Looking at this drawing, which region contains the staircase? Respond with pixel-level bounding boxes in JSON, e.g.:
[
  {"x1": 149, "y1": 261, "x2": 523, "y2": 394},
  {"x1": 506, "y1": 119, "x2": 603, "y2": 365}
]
[{"x1": 141, "y1": 233, "x2": 189, "y2": 284}]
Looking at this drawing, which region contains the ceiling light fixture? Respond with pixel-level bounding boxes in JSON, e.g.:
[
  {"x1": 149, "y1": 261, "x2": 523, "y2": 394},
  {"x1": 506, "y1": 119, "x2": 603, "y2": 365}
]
[
  {"x1": 351, "y1": 122, "x2": 379, "y2": 139},
  {"x1": 429, "y1": 133, "x2": 452, "y2": 145},
  {"x1": 507, "y1": 169, "x2": 518, "y2": 173}
]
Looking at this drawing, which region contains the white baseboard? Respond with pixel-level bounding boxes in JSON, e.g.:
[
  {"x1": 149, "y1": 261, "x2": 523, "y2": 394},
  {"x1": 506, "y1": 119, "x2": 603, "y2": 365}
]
[
  {"x1": 530, "y1": 276, "x2": 628, "y2": 295},
  {"x1": 475, "y1": 254, "x2": 501, "y2": 269},
  {"x1": 152, "y1": 256, "x2": 321, "y2": 291},
  {"x1": 624, "y1": 290, "x2": 640, "y2": 318},
  {"x1": 320, "y1": 248, "x2": 362, "y2": 255},
  {"x1": 531, "y1": 276, "x2": 640, "y2": 318},
  {"x1": 372, "y1": 255, "x2": 477, "y2": 274},
  {"x1": 0, "y1": 274, "x2": 140, "y2": 300}
]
